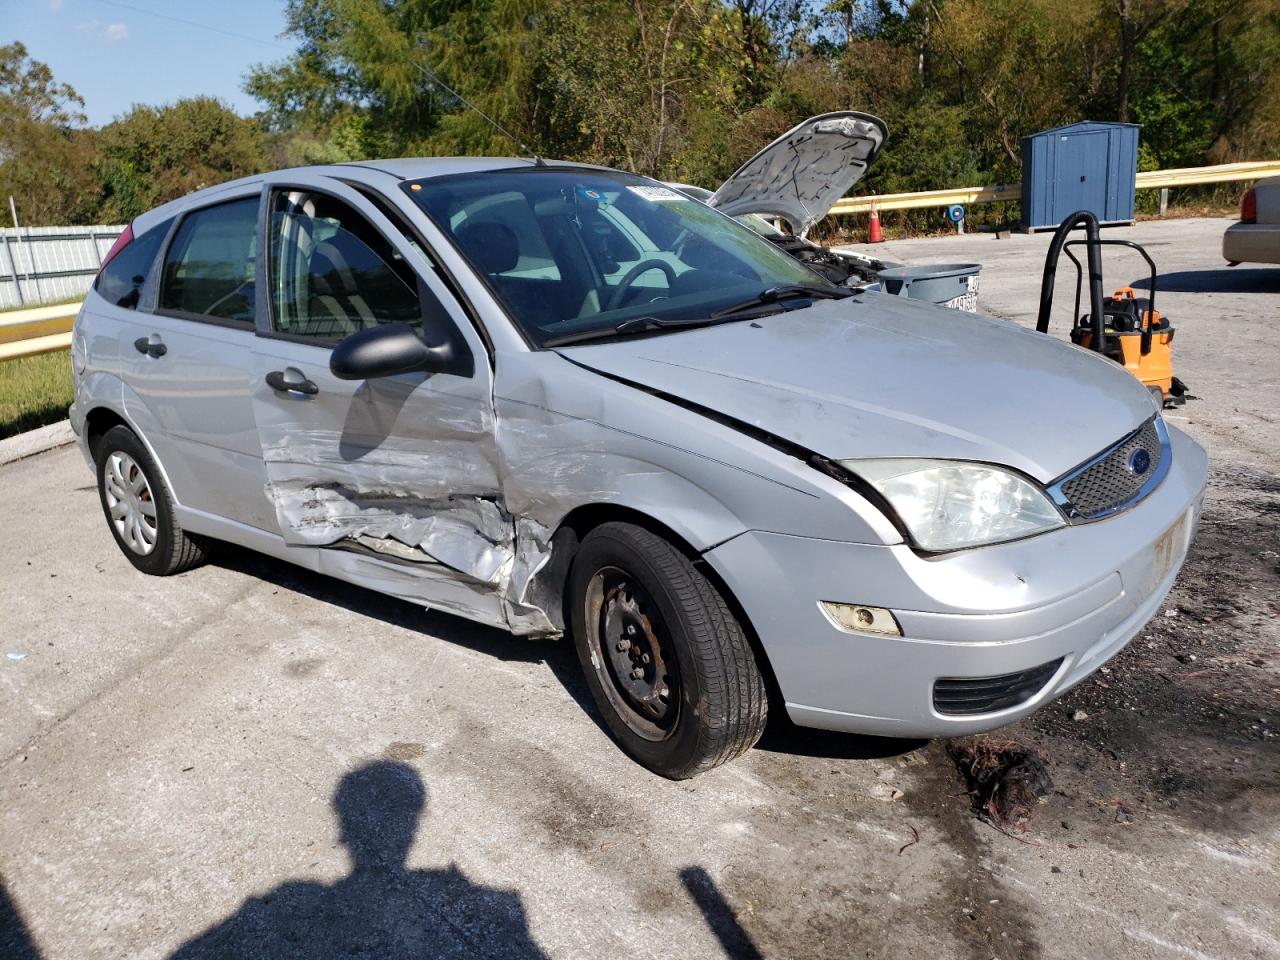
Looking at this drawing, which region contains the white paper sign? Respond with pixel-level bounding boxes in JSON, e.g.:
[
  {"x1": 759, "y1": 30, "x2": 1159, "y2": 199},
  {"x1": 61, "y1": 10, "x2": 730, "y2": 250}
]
[{"x1": 627, "y1": 185, "x2": 683, "y2": 202}]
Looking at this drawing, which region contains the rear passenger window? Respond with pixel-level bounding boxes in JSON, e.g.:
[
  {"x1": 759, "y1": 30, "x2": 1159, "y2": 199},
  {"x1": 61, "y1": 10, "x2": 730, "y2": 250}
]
[
  {"x1": 159, "y1": 197, "x2": 259, "y2": 325},
  {"x1": 95, "y1": 219, "x2": 172, "y2": 310},
  {"x1": 268, "y1": 190, "x2": 422, "y2": 341}
]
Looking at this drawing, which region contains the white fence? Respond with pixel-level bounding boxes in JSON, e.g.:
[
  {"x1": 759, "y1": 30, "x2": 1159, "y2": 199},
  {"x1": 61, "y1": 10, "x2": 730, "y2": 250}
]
[{"x1": 0, "y1": 224, "x2": 125, "y2": 309}]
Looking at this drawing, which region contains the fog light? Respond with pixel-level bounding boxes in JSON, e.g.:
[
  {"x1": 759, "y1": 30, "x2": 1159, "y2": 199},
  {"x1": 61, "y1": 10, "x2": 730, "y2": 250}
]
[{"x1": 819, "y1": 602, "x2": 902, "y2": 636}]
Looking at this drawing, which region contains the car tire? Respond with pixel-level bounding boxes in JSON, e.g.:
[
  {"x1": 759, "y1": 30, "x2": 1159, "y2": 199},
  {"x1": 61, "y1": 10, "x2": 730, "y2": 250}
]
[
  {"x1": 94, "y1": 424, "x2": 209, "y2": 576},
  {"x1": 569, "y1": 521, "x2": 767, "y2": 778}
]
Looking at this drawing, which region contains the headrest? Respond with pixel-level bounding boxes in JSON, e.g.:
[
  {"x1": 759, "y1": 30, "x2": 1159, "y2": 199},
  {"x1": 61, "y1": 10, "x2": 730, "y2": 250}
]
[{"x1": 455, "y1": 221, "x2": 519, "y2": 275}]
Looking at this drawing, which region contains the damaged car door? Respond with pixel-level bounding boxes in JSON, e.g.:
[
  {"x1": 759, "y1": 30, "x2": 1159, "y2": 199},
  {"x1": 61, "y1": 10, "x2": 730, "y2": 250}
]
[{"x1": 250, "y1": 176, "x2": 509, "y2": 627}]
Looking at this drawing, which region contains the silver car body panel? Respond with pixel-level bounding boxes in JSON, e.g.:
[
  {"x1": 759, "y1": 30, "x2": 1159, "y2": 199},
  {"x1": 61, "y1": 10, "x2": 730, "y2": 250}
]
[
  {"x1": 704, "y1": 425, "x2": 1205, "y2": 735},
  {"x1": 70, "y1": 157, "x2": 1207, "y2": 737},
  {"x1": 558, "y1": 291, "x2": 1156, "y2": 483},
  {"x1": 708, "y1": 112, "x2": 887, "y2": 237}
]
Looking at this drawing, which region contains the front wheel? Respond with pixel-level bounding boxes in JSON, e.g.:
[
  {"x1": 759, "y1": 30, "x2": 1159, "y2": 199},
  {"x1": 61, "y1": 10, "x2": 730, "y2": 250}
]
[{"x1": 569, "y1": 522, "x2": 767, "y2": 778}]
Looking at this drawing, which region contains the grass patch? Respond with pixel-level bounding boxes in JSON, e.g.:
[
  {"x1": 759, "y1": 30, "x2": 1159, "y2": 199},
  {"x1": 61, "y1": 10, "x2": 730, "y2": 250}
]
[
  {"x1": 0, "y1": 351, "x2": 74, "y2": 439},
  {"x1": 1, "y1": 295, "x2": 84, "y2": 313}
]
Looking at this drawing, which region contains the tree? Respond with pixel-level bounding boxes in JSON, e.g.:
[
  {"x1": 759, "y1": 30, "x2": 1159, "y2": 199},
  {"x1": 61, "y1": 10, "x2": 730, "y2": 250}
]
[
  {"x1": 924, "y1": 0, "x2": 1108, "y2": 172},
  {"x1": 1113, "y1": 0, "x2": 1189, "y2": 122},
  {"x1": 0, "y1": 43, "x2": 99, "y2": 225},
  {"x1": 245, "y1": 0, "x2": 544, "y2": 160},
  {"x1": 539, "y1": 0, "x2": 745, "y2": 177},
  {"x1": 0, "y1": 41, "x2": 85, "y2": 129},
  {"x1": 96, "y1": 98, "x2": 270, "y2": 222}
]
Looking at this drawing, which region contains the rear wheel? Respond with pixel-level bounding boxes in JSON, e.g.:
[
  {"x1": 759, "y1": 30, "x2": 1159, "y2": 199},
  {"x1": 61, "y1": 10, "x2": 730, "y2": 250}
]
[
  {"x1": 569, "y1": 522, "x2": 767, "y2": 778},
  {"x1": 94, "y1": 425, "x2": 208, "y2": 576}
]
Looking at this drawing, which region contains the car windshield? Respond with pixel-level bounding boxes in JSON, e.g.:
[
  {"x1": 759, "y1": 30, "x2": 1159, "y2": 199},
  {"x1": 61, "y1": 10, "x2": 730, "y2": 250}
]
[
  {"x1": 404, "y1": 167, "x2": 828, "y2": 346},
  {"x1": 669, "y1": 183, "x2": 787, "y2": 238}
]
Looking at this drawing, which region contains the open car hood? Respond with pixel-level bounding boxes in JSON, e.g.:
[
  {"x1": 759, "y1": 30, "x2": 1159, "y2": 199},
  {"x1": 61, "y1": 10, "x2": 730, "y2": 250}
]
[{"x1": 708, "y1": 112, "x2": 887, "y2": 238}]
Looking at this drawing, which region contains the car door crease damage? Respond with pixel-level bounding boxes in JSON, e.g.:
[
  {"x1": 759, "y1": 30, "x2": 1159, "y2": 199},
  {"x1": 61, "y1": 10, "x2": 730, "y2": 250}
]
[
  {"x1": 257, "y1": 397, "x2": 569, "y2": 635},
  {"x1": 257, "y1": 348, "x2": 794, "y2": 638}
]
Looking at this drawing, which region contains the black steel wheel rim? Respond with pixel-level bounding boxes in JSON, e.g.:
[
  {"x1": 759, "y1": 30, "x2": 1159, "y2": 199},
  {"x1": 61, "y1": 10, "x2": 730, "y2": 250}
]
[{"x1": 584, "y1": 566, "x2": 679, "y2": 741}]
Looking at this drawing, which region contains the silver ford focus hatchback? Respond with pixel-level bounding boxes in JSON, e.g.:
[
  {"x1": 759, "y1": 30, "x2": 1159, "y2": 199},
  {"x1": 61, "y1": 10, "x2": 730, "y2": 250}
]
[{"x1": 70, "y1": 156, "x2": 1207, "y2": 778}]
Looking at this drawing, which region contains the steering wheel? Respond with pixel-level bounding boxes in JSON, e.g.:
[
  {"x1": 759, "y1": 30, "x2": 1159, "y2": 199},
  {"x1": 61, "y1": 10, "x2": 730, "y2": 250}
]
[
  {"x1": 203, "y1": 278, "x2": 254, "y2": 319},
  {"x1": 606, "y1": 258, "x2": 677, "y2": 311}
]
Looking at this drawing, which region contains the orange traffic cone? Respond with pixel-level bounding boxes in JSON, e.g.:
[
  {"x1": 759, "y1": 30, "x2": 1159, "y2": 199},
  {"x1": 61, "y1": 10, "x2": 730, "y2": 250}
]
[{"x1": 867, "y1": 205, "x2": 883, "y2": 243}]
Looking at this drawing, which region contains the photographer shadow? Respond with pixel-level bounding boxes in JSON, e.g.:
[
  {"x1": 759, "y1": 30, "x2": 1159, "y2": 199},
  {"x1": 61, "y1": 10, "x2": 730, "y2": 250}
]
[{"x1": 169, "y1": 760, "x2": 548, "y2": 959}]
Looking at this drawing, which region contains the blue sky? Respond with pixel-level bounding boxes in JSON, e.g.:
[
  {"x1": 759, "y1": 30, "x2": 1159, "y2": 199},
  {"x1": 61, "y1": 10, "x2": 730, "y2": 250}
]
[{"x1": 6, "y1": 0, "x2": 290, "y2": 126}]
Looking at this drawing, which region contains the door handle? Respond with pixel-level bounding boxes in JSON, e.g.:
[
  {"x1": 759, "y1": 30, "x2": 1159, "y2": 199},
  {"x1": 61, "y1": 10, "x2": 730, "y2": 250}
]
[
  {"x1": 133, "y1": 335, "x2": 167, "y2": 357},
  {"x1": 265, "y1": 369, "x2": 319, "y2": 396}
]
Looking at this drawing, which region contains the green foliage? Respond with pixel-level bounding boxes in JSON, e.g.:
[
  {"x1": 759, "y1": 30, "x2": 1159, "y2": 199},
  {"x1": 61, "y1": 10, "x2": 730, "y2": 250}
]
[
  {"x1": 0, "y1": 42, "x2": 84, "y2": 128},
  {"x1": 242, "y1": 0, "x2": 1280, "y2": 195},
  {"x1": 245, "y1": 0, "x2": 544, "y2": 159},
  {"x1": 538, "y1": 1, "x2": 746, "y2": 178},
  {"x1": 95, "y1": 98, "x2": 271, "y2": 222},
  {"x1": 2, "y1": 3, "x2": 1280, "y2": 229},
  {"x1": 1, "y1": 46, "x2": 274, "y2": 225},
  {"x1": 865, "y1": 94, "x2": 980, "y2": 194},
  {"x1": 0, "y1": 43, "x2": 99, "y2": 225}
]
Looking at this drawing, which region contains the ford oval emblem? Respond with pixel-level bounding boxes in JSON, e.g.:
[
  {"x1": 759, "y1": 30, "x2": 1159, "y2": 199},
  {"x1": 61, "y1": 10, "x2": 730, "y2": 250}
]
[{"x1": 1128, "y1": 448, "x2": 1152, "y2": 476}]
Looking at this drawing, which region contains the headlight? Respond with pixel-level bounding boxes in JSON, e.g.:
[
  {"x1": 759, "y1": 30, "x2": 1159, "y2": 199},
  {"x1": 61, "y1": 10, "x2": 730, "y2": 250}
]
[{"x1": 841, "y1": 459, "x2": 1065, "y2": 552}]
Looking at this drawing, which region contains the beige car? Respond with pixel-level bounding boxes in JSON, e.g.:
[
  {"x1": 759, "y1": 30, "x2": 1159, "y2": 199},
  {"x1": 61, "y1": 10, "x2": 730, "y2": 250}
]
[{"x1": 1224, "y1": 177, "x2": 1280, "y2": 265}]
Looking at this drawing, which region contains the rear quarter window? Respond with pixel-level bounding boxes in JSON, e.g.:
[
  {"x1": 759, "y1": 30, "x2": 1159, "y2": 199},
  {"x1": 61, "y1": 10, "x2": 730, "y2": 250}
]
[{"x1": 94, "y1": 219, "x2": 172, "y2": 310}]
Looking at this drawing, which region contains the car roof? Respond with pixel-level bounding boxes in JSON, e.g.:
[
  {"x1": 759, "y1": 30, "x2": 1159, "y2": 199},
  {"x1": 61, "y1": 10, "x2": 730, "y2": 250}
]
[
  {"x1": 340, "y1": 156, "x2": 541, "y2": 179},
  {"x1": 131, "y1": 156, "x2": 620, "y2": 233}
]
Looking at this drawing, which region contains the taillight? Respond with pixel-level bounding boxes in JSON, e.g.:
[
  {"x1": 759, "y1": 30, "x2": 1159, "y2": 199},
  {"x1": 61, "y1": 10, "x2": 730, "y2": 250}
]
[
  {"x1": 1241, "y1": 189, "x2": 1257, "y2": 224},
  {"x1": 98, "y1": 223, "x2": 134, "y2": 271}
]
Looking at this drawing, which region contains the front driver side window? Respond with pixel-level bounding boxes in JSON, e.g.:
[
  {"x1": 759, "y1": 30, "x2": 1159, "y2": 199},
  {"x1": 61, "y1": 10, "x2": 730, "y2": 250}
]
[{"x1": 268, "y1": 190, "x2": 423, "y2": 342}]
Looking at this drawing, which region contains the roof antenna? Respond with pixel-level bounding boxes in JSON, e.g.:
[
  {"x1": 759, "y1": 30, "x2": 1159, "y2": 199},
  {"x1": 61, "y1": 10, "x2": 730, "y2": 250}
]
[{"x1": 416, "y1": 59, "x2": 545, "y2": 166}]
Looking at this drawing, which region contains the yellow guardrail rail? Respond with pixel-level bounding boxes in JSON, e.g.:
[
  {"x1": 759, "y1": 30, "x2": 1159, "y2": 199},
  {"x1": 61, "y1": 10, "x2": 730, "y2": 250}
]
[
  {"x1": 1136, "y1": 160, "x2": 1280, "y2": 189},
  {"x1": 830, "y1": 183, "x2": 1021, "y2": 215},
  {"x1": 0, "y1": 302, "x2": 80, "y2": 362},
  {"x1": 828, "y1": 159, "x2": 1280, "y2": 216}
]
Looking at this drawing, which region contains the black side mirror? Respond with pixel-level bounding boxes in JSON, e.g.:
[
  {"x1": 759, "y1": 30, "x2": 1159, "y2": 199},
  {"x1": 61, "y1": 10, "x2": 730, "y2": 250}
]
[{"x1": 330, "y1": 322, "x2": 469, "y2": 380}]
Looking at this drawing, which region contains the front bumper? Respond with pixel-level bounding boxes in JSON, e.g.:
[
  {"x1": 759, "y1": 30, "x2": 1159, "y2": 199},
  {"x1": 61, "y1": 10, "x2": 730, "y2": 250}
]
[{"x1": 703, "y1": 424, "x2": 1208, "y2": 738}]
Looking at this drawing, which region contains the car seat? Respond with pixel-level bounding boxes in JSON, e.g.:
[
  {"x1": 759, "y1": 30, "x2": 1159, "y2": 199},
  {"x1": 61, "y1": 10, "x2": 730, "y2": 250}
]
[
  {"x1": 305, "y1": 233, "x2": 378, "y2": 338},
  {"x1": 455, "y1": 221, "x2": 520, "y2": 279}
]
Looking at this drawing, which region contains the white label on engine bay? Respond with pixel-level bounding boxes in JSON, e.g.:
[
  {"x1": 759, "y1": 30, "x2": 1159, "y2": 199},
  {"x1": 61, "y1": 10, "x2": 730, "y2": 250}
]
[{"x1": 627, "y1": 185, "x2": 683, "y2": 202}]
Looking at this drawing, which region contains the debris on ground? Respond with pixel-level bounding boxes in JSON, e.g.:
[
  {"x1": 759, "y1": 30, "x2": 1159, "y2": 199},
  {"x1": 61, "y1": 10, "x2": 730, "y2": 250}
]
[
  {"x1": 1026, "y1": 465, "x2": 1280, "y2": 831},
  {"x1": 1101, "y1": 798, "x2": 1137, "y2": 824},
  {"x1": 947, "y1": 738, "x2": 1054, "y2": 828}
]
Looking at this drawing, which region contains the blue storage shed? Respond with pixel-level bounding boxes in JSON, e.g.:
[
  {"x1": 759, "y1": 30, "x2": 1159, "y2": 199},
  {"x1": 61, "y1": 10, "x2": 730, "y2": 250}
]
[{"x1": 1020, "y1": 121, "x2": 1139, "y2": 230}]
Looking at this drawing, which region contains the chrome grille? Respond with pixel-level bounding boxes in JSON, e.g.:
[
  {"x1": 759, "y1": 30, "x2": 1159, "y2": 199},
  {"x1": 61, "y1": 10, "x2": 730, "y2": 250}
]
[{"x1": 1059, "y1": 417, "x2": 1163, "y2": 519}]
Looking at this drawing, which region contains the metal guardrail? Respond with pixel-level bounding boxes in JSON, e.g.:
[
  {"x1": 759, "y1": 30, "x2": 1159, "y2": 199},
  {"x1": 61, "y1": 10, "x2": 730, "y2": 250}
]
[
  {"x1": 0, "y1": 303, "x2": 79, "y2": 362},
  {"x1": 1137, "y1": 160, "x2": 1280, "y2": 189},
  {"x1": 828, "y1": 160, "x2": 1280, "y2": 216}
]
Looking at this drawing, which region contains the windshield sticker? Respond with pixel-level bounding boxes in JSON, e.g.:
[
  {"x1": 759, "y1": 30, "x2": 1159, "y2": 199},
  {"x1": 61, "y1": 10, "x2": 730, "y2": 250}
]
[{"x1": 627, "y1": 185, "x2": 683, "y2": 202}]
